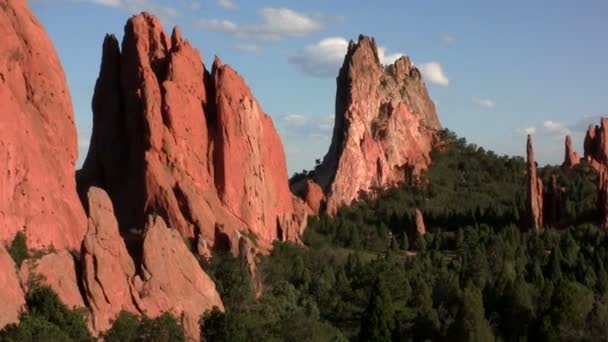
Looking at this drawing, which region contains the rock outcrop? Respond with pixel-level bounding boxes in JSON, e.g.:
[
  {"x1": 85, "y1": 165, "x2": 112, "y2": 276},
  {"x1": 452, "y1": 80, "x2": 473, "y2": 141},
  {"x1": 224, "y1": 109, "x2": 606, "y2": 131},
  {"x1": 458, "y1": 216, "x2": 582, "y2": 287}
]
[
  {"x1": 134, "y1": 215, "x2": 224, "y2": 341},
  {"x1": 526, "y1": 135, "x2": 544, "y2": 230},
  {"x1": 81, "y1": 187, "x2": 224, "y2": 339},
  {"x1": 0, "y1": 0, "x2": 86, "y2": 249},
  {"x1": 0, "y1": 245, "x2": 25, "y2": 329},
  {"x1": 302, "y1": 35, "x2": 441, "y2": 214},
  {"x1": 18, "y1": 250, "x2": 85, "y2": 310},
  {"x1": 562, "y1": 135, "x2": 580, "y2": 169},
  {"x1": 414, "y1": 209, "x2": 426, "y2": 236},
  {"x1": 544, "y1": 174, "x2": 564, "y2": 226},
  {"x1": 77, "y1": 13, "x2": 304, "y2": 255},
  {"x1": 82, "y1": 187, "x2": 140, "y2": 333},
  {"x1": 584, "y1": 118, "x2": 608, "y2": 226}
]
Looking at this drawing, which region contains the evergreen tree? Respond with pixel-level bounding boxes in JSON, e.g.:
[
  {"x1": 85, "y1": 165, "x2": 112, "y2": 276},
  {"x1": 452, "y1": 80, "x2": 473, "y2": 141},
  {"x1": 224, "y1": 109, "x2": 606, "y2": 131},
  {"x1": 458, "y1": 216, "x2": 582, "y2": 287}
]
[
  {"x1": 359, "y1": 277, "x2": 394, "y2": 342},
  {"x1": 401, "y1": 232, "x2": 409, "y2": 251},
  {"x1": 453, "y1": 286, "x2": 495, "y2": 342}
]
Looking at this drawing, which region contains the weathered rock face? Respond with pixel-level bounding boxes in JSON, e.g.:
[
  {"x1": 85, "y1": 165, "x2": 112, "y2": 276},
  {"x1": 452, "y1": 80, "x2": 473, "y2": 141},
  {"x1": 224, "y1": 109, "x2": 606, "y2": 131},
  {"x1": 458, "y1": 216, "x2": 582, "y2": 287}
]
[
  {"x1": 134, "y1": 215, "x2": 224, "y2": 341},
  {"x1": 300, "y1": 179, "x2": 325, "y2": 214},
  {"x1": 584, "y1": 118, "x2": 608, "y2": 226},
  {"x1": 77, "y1": 13, "x2": 302, "y2": 254},
  {"x1": 82, "y1": 187, "x2": 139, "y2": 333},
  {"x1": 0, "y1": 0, "x2": 86, "y2": 249},
  {"x1": 18, "y1": 250, "x2": 85, "y2": 310},
  {"x1": 562, "y1": 135, "x2": 580, "y2": 169},
  {"x1": 0, "y1": 245, "x2": 25, "y2": 330},
  {"x1": 309, "y1": 35, "x2": 441, "y2": 213},
  {"x1": 414, "y1": 208, "x2": 426, "y2": 236},
  {"x1": 526, "y1": 135, "x2": 544, "y2": 230},
  {"x1": 81, "y1": 187, "x2": 224, "y2": 338}
]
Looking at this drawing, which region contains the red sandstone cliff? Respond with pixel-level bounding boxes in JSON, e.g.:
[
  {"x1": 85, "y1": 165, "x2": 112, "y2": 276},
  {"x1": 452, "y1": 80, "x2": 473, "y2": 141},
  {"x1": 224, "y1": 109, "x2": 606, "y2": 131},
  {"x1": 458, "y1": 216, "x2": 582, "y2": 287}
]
[
  {"x1": 562, "y1": 135, "x2": 581, "y2": 169},
  {"x1": 0, "y1": 0, "x2": 86, "y2": 249},
  {"x1": 584, "y1": 118, "x2": 608, "y2": 226},
  {"x1": 299, "y1": 35, "x2": 441, "y2": 214},
  {"x1": 77, "y1": 13, "x2": 305, "y2": 254}
]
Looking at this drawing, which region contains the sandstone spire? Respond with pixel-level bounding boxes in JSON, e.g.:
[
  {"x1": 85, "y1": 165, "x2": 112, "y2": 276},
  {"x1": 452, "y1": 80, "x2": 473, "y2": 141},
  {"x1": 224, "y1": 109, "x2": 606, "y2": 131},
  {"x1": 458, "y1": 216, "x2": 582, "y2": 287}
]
[
  {"x1": 301, "y1": 35, "x2": 441, "y2": 214},
  {"x1": 582, "y1": 117, "x2": 608, "y2": 227},
  {"x1": 526, "y1": 135, "x2": 544, "y2": 230},
  {"x1": 77, "y1": 12, "x2": 306, "y2": 254},
  {"x1": 562, "y1": 135, "x2": 580, "y2": 168}
]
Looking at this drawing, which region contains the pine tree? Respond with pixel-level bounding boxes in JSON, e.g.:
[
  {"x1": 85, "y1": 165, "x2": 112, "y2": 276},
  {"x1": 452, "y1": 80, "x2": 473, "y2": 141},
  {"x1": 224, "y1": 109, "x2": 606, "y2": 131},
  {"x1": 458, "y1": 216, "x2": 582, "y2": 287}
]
[
  {"x1": 359, "y1": 277, "x2": 394, "y2": 342},
  {"x1": 401, "y1": 232, "x2": 409, "y2": 251},
  {"x1": 453, "y1": 286, "x2": 495, "y2": 342}
]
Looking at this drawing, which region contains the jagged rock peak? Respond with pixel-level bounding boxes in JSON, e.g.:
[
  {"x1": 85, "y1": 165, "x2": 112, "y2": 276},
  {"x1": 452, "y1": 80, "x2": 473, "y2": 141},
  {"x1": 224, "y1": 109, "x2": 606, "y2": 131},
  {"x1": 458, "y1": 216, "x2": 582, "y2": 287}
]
[
  {"x1": 77, "y1": 12, "x2": 305, "y2": 258},
  {"x1": 526, "y1": 135, "x2": 543, "y2": 230},
  {"x1": 0, "y1": 0, "x2": 86, "y2": 249},
  {"x1": 304, "y1": 34, "x2": 442, "y2": 214}
]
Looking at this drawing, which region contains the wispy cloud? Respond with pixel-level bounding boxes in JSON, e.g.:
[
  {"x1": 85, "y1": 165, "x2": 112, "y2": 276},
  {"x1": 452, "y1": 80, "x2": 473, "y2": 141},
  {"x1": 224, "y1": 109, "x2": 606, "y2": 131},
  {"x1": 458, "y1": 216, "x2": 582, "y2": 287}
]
[
  {"x1": 197, "y1": 7, "x2": 328, "y2": 40},
  {"x1": 235, "y1": 43, "x2": 262, "y2": 53},
  {"x1": 473, "y1": 98, "x2": 495, "y2": 109},
  {"x1": 441, "y1": 35, "x2": 456, "y2": 45},
  {"x1": 288, "y1": 37, "x2": 430, "y2": 79},
  {"x1": 419, "y1": 62, "x2": 449, "y2": 86},
  {"x1": 218, "y1": 0, "x2": 238, "y2": 10},
  {"x1": 283, "y1": 114, "x2": 308, "y2": 125},
  {"x1": 74, "y1": 0, "x2": 178, "y2": 20}
]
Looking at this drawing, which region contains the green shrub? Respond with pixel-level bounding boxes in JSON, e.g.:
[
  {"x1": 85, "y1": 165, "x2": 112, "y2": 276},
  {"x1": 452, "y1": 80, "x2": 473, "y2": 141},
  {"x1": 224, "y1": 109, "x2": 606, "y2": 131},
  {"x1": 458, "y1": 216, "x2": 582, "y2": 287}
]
[
  {"x1": 103, "y1": 311, "x2": 185, "y2": 342},
  {"x1": 8, "y1": 231, "x2": 29, "y2": 267}
]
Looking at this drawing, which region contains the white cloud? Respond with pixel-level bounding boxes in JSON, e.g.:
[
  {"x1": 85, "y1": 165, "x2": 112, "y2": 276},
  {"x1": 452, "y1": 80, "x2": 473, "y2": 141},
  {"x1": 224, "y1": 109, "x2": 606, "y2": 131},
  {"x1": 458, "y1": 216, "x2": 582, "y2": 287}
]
[
  {"x1": 197, "y1": 7, "x2": 324, "y2": 40},
  {"x1": 473, "y1": 98, "x2": 495, "y2": 109},
  {"x1": 235, "y1": 43, "x2": 261, "y2": 53},
  {"x1": 543, "y1": 120, "x2": 571, "y2": 136},
  {"x1": 418, "y1": 62, "x2": 449, "y2": 86},
  {"x1": 76, "y1": 0, "x2": 178, "y2": 19},
  {"x1": 218, "y1": 0, "x2": 238, "y2": 10},
  {"x1": 283, "y1": 114, "x2": 308, "y2": 125},
  {"x1": 516, "y1": 126, "x2": 537, "y2": 136},
  {"x1": 91, "y1": 0, "x2": 121, "y2": 7},
  {"x1": 441, "y1": 35, "x2": 456, "y2": 45},
  {"x1": 288, "y1": 37, "x2": 413, "y2": 78},
  {"x1": 288, "y1": 37, "x2": 349, "y2": 77}
]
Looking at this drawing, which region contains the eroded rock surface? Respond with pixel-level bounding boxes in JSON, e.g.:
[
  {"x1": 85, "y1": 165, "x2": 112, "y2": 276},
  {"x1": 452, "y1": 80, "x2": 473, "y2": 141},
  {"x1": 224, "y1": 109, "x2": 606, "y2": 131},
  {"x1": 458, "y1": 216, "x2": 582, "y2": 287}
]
[
  {"x1": 562, "y1": 135, "x2": 580, "y2": 169},
  {"x1": 0, "y1": 245, "x2": 25, "y2": 329},
  {"x1": 307, "y1": 35, "x2": 441, "y2": 213},
  {"x1": 584, "y1": 118, "x2": 608, "y2": 226},
  {"x1": 18, "y1": 250, "x2": 84, "y2": 310},
  {"x1": 0, "y1": 0, "x2": 86, "y2": 249},
  {"x1": 415, "y1": 208, "x2": 426, "y2": 236},
  {"x1": 77, "y1": 13, "x2": 303, "y2": 255},
  {"x1": 526, "y1": 135, "x2": 544, "y2": 230}
]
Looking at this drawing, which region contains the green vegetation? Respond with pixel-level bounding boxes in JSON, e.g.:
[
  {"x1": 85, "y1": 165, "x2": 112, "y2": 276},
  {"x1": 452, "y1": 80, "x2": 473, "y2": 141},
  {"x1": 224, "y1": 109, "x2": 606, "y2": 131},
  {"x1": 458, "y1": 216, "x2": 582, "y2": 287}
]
[
  {"x1": 0, "y1": 286, "x2": 93, "y2": 342},
  {"x1": 8, "y1": 231, "x2": 29, "y2": 267},
  {"x1": 104, "y1": 311, "x2": 185, "y2": 342},
  {"x1": 201, "y1": 130, "x2": 608, "y2": 341}
]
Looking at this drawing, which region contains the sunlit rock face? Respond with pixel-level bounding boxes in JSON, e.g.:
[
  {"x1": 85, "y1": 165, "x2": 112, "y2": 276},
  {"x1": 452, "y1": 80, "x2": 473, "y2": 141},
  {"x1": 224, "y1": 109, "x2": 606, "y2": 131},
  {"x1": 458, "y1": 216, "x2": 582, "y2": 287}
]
[
  {"x1": 303, "y1": 35, "x2": 441, "y2": 214},
  {"x1": 77, "y1": 13, "x2": 306, "y2": 255},
  {"x1": 0, "y1": 0, "x2": 86, "y2": 250}
]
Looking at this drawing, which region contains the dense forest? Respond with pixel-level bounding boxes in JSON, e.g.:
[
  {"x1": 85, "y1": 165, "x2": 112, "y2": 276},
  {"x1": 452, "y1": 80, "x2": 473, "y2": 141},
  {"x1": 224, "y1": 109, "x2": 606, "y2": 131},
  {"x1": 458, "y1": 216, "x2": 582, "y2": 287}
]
[{"x1": 3, "y1": 130, "x2": 607, "y2": 341}]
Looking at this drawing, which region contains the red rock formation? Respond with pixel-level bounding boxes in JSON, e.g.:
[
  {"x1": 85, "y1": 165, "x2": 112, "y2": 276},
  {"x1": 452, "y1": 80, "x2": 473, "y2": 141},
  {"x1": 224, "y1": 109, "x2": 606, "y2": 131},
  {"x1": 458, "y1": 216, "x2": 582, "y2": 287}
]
[
  {"x1": 526, "y1": 135, "x2": 544, "y2": 230},
  {"x1": 19, "y1": 250, "x2": 85, "y2": 310},
  {"x1": 82, "y1": 187, "x2": 139, "y2": 333},
  {"x1": 301, "y1": 179, "x2": 325, "y2": 213},
  {"x1": 584, "y1": 118, "x2": 608, "y2": 226},
  {"x1": 0, "y1": 245, "x2": 25, "y2": 329},
  {"x1": 82, "y1": 187, "x2": 224, "y2": 338},
  {"x1": 134, "y1": 215, "x2": 224, "y2": 341},
  {"x1": 562, "y1": 135, "x2": 580, "y2": 169},
  {"x1": 414, "y1": 209, "x2": 426, "y2": 236},
  {"x1": 77, "y1": 13, "x2": 303, "y2": 254},
  {"x1": 544, "y1": 174, "x2": 564, "y2": 226},
  {"x1": 0, "y1": 0, "x2": 86, "y2": 249},
  {"x1": 309, "y1": 35, "x2": 441, "y2": 213}
]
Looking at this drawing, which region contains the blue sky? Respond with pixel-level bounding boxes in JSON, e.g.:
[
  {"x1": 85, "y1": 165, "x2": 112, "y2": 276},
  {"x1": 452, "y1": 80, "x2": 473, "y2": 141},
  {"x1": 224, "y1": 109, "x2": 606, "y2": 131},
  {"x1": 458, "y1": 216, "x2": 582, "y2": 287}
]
[{"x1": 29, "y1": 0, "x2": 608, "y2": 175}]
